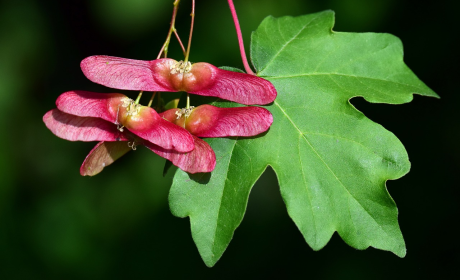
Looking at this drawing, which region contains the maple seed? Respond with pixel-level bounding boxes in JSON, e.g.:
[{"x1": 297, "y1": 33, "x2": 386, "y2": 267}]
[
  {"x1": 161, "y1": 104, "x2": 273, "y2": 138},
  {"x1": 55, "y1": 91, "x2": 195, "y2": 152},
  {"x1": 81, "y1": 56, "x2": 278, "y2": 105}
]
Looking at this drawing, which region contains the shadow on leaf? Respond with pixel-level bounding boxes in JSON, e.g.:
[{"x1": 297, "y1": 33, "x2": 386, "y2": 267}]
[{"x1": 187, "y1": 172, "x2": 211, "y2": 184}]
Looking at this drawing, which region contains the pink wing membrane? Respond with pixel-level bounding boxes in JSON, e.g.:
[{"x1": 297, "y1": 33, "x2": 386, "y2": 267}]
[
  {"x1": 126, "y1": 108, "x2": 195, "y2": 153},
  {"x1": 81, "y1": 55, "x2": 277, "y2": 105},
  {"x1": 144, "y1": 136, "x2": 216, "y2": 174},
  {"x1": 193, "y1": 106, "x2": 273, "y2": 138},
  {"x1": 56, "y1": 91, "x2": 194, "y2": 153},
  {"x1": 43, "y1": 109, "x2": 128, "y2": 142},
  {"x1": 81, "y1": 55, "x2": 175, "y2": 91},
  {"x1": 190, "y1": 66, "x2": 277, "y2": 105},
  {"x1": 80, "y1": 141, "x2": 132, "y2": 176},
  {"x1": 56, "y1": 90, "x2": 125, "y2": 123}
]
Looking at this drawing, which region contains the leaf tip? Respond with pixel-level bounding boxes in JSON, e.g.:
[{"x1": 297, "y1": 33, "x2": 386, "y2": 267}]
[
  {"x1": 393, "y1": 243, "x2": 407, "y2": 258},
  {"x1": 397, "y1": 248, "x2": 407, "y2": 258},
  {"x1": 202, "y1": 258, "x2": 218, "y2": 268}
]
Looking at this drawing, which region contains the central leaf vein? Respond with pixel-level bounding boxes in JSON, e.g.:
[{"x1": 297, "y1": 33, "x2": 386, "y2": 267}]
[
  {"x1": 211, "y1": 139, "x2": 238, "y2": 254},
  {"x1": 297, "y1": 134, "x2": 319, "y2": 243},
  {"x1": 269, "y1": 73, "x2": 425, "y2": 93},
  {"x1": 274, "y1": 100, "x2": 392, "y2": 237}
]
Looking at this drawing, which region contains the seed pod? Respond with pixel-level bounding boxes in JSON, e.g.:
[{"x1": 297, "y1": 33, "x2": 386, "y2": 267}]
[
  {"x1": 81, "y1": 55, "x2": 277, "y2": 105},
  {"x1": 161, "y1": 104, "x2": 273, "y2": 138}
]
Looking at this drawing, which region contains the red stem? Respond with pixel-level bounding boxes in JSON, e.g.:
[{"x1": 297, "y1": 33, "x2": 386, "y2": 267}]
[
  {"x1": 174, "y1": 30, "x2": 187, "y2": 56},
  {"x1": 227, "y1": 0, "x2": 255, "y2": 75},
  {"x1": 157, "y1": 0, "x2": 181, "y2": 59},
  {"x1": 184, "y1": 0, "x2": 195, "y2": 62}
]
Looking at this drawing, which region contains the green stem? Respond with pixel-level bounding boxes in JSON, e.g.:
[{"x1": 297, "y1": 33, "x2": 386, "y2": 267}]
[
  {"x1": 186, "y1": 93, "x2": 190, "y2": 109},
  {"x1": 135, "y1": 91, "x2": 143, "y2": 104}
]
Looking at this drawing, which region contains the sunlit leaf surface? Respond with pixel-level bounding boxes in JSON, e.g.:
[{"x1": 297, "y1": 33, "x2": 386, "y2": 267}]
[{"x1": 169, "y1": 11, "x2": 438, "y2": 267}]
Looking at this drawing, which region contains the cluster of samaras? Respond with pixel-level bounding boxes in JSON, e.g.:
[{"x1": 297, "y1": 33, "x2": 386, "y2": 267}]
[{"x1": 44, "y1": 56, "x2": 277, "y2": 175}]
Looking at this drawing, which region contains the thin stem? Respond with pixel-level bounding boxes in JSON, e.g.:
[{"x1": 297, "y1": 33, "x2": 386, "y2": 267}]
[
  {"x1": 158, "y1": 0, "x2": 181, "y2": 59},
  {"x1": 147, "y1": 92, "x2": 157, "y2": 107},
  {"x1": 183, "y1": 0, "x2": 195, "y2": 63},
  {"x1": 174, "y1": 30, "x2": 187, "y2": 56},
  {"x1": 227, "y1": 0, "x2": 255, "y2": 75},
  {"x1": 186, "y1": 93, "x2": 190, "y2": 109},
  {"x1": 135, "y1": 91, "x2": 143, "y2": 104},
  {"x1": 156, "y1": 43, "x2": 167, "y2": 60}
]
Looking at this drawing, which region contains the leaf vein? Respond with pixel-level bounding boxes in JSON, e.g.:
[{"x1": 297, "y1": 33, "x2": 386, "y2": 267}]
[
  {"x1": 274, "y1": 100, "x2": 395, "y2": 240},
  {"x1": 259, "y1": 13, "x2": 324, "y2": 73},
  {"x1": 312, "y1": 43, "x2": 342, "y2": 72},
  {"x1": 269, "y1": 73, "x2": 427, "y2": 93},
  {"x1": 297, "y1": 134, "x2": 319, "y2": 243},
  {"x1": 210, "y1": 138, "x2": 238, "y2": 255},
  {"x1": 303, "y1": 131, "x2": 400, "y2": 167},
  {"x1": 331, "y1": 42, "x2": 392, "y2": 73}
]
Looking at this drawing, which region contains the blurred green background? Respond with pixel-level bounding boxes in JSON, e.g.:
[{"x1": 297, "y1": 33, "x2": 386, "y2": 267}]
[{"x1": 0, "y1": 0, "x2": 458, "y2": 278}]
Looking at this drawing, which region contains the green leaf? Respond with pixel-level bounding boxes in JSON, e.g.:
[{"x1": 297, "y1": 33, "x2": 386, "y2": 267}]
[
  {"x1": 164, "y1": 98, "x2": 180, "y2": 110},
  {"x1": 218, "y1": 66, "x2": 245, "y2": 73},
  {"x1": 169, "y1": 10, "x2": 438, "y2": 267}
]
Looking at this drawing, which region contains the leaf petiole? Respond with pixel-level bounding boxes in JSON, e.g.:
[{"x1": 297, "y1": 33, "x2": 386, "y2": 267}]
[{"x1": 227, "y1": 0, "x2": 255, "y2": 75}]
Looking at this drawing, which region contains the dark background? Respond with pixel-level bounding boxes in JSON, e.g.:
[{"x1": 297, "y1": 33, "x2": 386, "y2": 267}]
[{"x1": 0, "y1": 0, "x2": 458, "y2": 278}]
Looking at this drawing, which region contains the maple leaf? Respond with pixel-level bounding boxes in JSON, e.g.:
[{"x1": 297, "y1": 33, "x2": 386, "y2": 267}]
[{"x1": 168, "y1": 10, "x2": 439, "y2": 267}]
